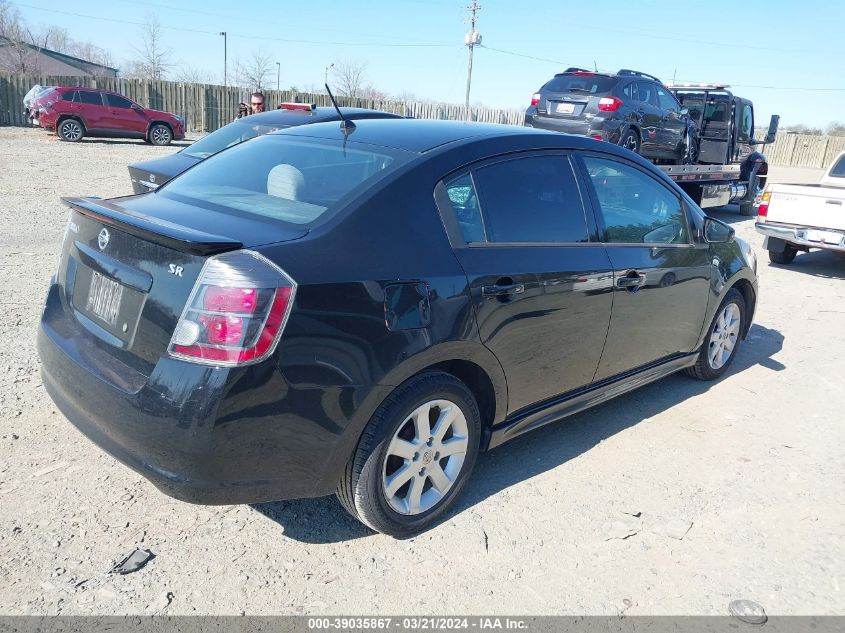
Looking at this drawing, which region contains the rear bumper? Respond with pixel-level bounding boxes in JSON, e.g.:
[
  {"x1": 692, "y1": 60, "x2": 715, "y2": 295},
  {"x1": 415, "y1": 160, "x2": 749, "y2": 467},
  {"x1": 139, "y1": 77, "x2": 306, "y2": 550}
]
[
  {"x1": 755, "y1": 222, "x2": 845, "y2": 253},
  {"x1": 37, "y1": 282, "x2": 354, "y2": 505},
  {"x1": 524, "y1": 111, "x2": 623, "y2": 142}
]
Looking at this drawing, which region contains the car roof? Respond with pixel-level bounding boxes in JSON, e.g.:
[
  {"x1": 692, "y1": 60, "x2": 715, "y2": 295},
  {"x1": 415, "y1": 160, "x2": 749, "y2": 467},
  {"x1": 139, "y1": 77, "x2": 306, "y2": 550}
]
[
  {"x1": 232, "y1": 107, "x2": 401, "y2": 126},
  {"x1": 273, "y1": 118, "x2": 563, "y2": 153}
]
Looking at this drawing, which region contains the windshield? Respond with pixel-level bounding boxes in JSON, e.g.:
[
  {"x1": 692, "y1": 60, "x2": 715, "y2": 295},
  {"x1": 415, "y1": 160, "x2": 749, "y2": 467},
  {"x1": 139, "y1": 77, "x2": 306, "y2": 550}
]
[
  {"x1": 182, "y1": 119, "x2": 288, "y2": 159},
  {"x1": 542, "y1": 74, "x2": 616, "y2": 95},
  {"x1": 161, "y1": 134, "x2": 413, "y2": 227}
]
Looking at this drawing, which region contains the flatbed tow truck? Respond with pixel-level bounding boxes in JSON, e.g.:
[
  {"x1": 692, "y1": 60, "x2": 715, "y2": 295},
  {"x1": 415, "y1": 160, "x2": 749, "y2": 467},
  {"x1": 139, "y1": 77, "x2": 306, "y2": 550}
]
[{"x1": 661, "y1": 84, "x2": 779, "y2": 216}]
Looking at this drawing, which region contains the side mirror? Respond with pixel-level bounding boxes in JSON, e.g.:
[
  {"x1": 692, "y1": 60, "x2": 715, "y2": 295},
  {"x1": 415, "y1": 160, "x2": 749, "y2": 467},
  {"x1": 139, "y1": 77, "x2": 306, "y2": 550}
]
[
  {"x1": 680, "y1": 107, "x2": 689, "y2": 116},
  {"x1": 704, "y1": 217, "x2": 735, "y2": 243},
  {"x1": 764, "y1": 114, "x2": 779, "y2": 144},
  {"x1": 131, "y1": 103, "x2": 143, "y2": 112}
]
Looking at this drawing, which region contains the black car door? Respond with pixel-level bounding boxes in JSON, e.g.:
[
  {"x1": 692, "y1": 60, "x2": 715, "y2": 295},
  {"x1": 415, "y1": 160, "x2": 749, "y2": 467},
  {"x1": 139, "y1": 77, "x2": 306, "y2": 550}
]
[
  {"x1": 575, "y1": 154, "x2": 711, "y2": 380},
  {"x1": 655, "y1": 86, "x2": 686, "y2": 159},
  {"x1": 634, "y1": 81, "x2": 663, "y2": 156},
  {"x1": 435, "y1": 152, "x2": 614, "y2": 415}
]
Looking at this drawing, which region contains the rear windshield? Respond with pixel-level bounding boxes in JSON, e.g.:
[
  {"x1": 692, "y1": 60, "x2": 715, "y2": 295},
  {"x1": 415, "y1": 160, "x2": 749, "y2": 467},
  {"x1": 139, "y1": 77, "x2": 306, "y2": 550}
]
[
  {"x1": 182, "y1": 119, "x2": 288, "y2": 159},
  {"x1": 160, "y1": 134, "x2": 412, "y2": 226},
  {"x1": 542, "y1": 74, "x2": 616, "y2": 95},
  {"x1": 829, "y1": 155, "x2": 845, "y2": 178}
]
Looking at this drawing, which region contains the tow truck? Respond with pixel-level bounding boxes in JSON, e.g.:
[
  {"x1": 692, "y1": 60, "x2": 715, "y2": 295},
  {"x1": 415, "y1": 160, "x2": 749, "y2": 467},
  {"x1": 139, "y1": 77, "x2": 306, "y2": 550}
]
[{"x1": 663, "y1": 84, "x2": 779, "y2": 216}]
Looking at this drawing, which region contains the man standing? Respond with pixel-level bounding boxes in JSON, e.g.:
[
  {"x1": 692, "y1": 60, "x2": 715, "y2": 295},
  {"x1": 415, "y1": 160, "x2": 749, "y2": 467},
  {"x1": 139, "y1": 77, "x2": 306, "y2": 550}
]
[{"x1": 236, "y1": 92, "x2": 266, "y2": 119}]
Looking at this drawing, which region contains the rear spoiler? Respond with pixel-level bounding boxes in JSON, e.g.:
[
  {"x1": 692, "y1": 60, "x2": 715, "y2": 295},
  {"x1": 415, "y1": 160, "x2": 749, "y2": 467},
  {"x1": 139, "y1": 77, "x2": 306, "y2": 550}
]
[{"x1": 63, "y1": 197, "x2": 243, "y2": 256}]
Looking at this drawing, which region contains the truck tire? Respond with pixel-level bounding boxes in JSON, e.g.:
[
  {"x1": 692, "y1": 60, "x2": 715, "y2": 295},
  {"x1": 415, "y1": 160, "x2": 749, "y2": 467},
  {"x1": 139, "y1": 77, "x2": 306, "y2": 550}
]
[
  {"x1": 739, "y1": 202, "x2": 756, "y2": 216},
  {"x1": 769, "y1": 246, "x2": 797, "y2": 265}
]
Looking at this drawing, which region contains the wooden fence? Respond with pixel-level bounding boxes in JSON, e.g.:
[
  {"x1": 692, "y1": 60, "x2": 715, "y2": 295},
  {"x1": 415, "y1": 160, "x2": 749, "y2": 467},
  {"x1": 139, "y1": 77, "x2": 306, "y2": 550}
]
[
  {"x1": 0, "y1": 73, "x2": 524, "y2": 133},
  {"x1": 760, "y1": 133, "x2": 845, "y2": 169}
]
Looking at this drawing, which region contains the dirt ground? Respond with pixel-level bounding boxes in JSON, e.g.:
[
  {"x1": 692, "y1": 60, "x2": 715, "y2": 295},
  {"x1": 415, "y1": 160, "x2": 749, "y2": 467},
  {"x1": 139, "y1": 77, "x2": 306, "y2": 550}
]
[{"x1": 0, "y1": 127, "x2": 843, "y2": 616}]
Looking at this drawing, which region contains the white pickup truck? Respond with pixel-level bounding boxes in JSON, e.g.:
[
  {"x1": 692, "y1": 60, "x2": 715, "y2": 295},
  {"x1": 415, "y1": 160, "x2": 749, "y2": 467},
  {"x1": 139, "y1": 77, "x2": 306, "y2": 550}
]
[{"x1": 756, "y1": 151, "x2": 845, "y2": 264}]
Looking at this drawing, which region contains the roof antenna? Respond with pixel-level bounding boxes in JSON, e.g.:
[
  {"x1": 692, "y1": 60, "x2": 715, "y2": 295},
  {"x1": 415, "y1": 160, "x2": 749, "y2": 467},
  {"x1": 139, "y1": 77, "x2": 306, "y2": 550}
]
[
  {"x1": 325, "y1": 83, "x2": 356, "y2": 134},
  {"x1": 593, "y1": 60, "x2": 598, "y2": 72}
]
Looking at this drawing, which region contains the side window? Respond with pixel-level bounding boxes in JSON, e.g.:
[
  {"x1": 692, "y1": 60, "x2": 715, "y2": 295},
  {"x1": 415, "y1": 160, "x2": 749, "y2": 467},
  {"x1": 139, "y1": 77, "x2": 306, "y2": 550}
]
[
  {"x1": 739, "y1": 104, "x2": 753, "y2": 142},
  {"x1": 621, "y1": 82, "x2": 637, "y2": 100},
  {"x1": 635, "y1": 81, "x2": 656, "y2": 106},
  {"x1": 106, "y1": 94, "x2": 134, "y2": 109},
  {"x1": 444, "y1": 173, "x2": 485, "y2": 244},
  {"x1": 61, "y1": 91, "x2": 77, "y2": 102},
  {"x1": 78, "y1": 91, "x2": 103, "y2": 106},
  {"x1": 472, "y1": 155, "x2": 589, "y2": 244},
  {"x1": 583, "y1": 157, "x2": 688, "y2": 245},
  {"x1": 656, "y1": 87, "x2": 680, "y2": 113}
]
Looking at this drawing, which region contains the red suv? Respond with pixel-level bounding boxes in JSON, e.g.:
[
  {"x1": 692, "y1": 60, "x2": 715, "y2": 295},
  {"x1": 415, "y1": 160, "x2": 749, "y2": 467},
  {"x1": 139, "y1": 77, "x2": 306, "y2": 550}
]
[{"x1": 37, "y1": 87, "x2": 185, "y2": 145}]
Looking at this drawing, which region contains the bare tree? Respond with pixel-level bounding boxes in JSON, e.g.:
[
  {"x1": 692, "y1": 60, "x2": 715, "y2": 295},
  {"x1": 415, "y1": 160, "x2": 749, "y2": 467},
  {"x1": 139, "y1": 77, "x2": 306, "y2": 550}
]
[
  {"x1": 127, "y1": 17, "x2": 172, "y2": 80},
  {"x1": 173, "y1": 64, "x2": 215, "y2": 84},
  {"x1": 0, "y1": 0, "x2": 41, "y2": 73},
  {"x1": 331, "y1": 59, "x2": 368, "y2": 98},
  {"x1": 233, "y1": 50, "x2": 274, "y2": 90},
  {"x1": 68, "y1": 41, "x2": 113, "y2": 72}
]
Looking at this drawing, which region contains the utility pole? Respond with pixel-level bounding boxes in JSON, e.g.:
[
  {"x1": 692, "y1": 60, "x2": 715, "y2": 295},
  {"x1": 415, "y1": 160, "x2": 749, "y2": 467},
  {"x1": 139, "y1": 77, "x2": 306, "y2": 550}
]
[
  {"x1": 219, "y1": 32, "x2": 227, "y2": 87},
  {"x1": 276, "y1": 62, "x2": 281, "y2": 90},
  {"x1": 464, "y1": 1, "x2": 481, "y2": 122}
]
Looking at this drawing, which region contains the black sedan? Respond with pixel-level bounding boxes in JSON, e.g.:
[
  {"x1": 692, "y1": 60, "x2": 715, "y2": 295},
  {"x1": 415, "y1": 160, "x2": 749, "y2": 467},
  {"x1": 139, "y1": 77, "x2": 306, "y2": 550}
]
[
  {"x1": 39, "y1": 118, "x2": 758, "y2": 536},
  {"x1": 127, "y1": 104, "x2": 402, "y2": 194}
]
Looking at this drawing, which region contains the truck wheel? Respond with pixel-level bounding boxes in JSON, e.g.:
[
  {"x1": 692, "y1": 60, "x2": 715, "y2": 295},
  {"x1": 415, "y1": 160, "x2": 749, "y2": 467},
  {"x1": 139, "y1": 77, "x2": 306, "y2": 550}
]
[
  {"x1": 619, "y1": 129, "x2": 640, "y2": 154},
  {"x1": 769, "y1": 246, "x2": 797, "y2": 265},
  {"x1": 337, "y1": 371, "x2": 481, "y2": 537},
  {"x1": 739, "y1": 202, "x2": 756, "y2": 216}
]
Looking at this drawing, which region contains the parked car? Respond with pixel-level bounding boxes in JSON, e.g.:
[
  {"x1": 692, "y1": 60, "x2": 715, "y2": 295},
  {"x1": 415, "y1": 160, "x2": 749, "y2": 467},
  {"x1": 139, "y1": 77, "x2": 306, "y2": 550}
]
[
  {"x1": 23, "y1": 84, "x2": 55, "y2": 125},
  {"x1": 756, "y1": 150, "x2": 845, "y2": 263},
  {"x1": 525, "y1": 68, "x2": 698, "y2": 164},
  {"x1": 37, "y1": 87, "x2": 185, "y2": 145},
  {"x1": 127, "y1": 104, "x2": 403, "y2": 194},
  {"x1": 38, "y1": 119, "x2": 757, "y2": 536}
]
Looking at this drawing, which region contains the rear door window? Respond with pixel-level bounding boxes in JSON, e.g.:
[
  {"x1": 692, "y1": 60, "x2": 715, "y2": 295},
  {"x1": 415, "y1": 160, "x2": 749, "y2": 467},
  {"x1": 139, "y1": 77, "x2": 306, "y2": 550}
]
[
  {"x1": 61, "y1": 91, "x2": 78, "y2": 102},
  {"x1": 78, "y1": 91, "x2": 103, "y2": 106},
  {"x1": 829, "y1": 155, "x2": 845, "y2": 178},
  {"x1": 621, "y1": 82, "x2": 638, "y2": 100},
  {"x1": 582, "y1": 156, "x2": 688, "y2": 244},
  {"x1": 635, "y1": 81, "x2": 657, "y2": 106},
  {"x1": 444, "y1": 155, "x2": 589, "y2": 244}
]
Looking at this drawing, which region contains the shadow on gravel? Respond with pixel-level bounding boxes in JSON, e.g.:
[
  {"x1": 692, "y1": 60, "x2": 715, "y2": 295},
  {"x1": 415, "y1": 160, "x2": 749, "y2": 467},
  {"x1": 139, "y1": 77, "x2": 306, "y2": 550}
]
[
  {"x1": 74, "y1": 138, "x2": 192, "y2": 148},
  {"x1": 767, "y1": 249, "x2": 845, "y2": 280},
  {"x1": 250, "y1": 323, "x2": 785, "y2": 543}
]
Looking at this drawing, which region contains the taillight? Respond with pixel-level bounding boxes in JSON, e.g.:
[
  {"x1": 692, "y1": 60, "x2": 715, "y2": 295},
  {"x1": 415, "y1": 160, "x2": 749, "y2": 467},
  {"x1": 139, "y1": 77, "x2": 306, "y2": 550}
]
[
  {"x1": 530, "y1": 93, "x2": 541, "y2": 107},
  {"x1": 168, "y1": 250, "x2": 296, "y2": 367},
  {"x1": 598, "y1": 96, "x2": 623, "y2": 112},
  {"x1": 757, "y1": 190, "x2": 771, "y2": 220}
]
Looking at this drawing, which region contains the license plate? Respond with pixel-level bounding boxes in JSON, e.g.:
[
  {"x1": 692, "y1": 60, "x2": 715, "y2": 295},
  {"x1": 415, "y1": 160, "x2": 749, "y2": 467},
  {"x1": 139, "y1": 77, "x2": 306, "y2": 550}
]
[
  {"x1": 555, "y1": 102, "x2": 575, "y2": 114},
  {"x1": 805, "y1": 229, "x2": 843, "y2": 245},
  {"x1": 85, "y1": 271, "x2": 124, "y2": 327}
]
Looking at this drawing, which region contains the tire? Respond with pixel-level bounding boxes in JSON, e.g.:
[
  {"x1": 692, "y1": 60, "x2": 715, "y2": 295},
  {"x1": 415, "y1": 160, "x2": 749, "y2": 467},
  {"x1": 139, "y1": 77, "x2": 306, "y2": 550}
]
[
  {"x1": 768, "y1": 246, "x2": 797, "y2": 265},
  {"x1": 619, "y1": 128, "x2": 640, "y2": 154},
  {"x1": 680, "y1": 129, "x2": 700, "y2": 165},
  {"x1": 149, "y1": 123, "x2": 173, "y2": 146},
  {"x1": 685, "y1": 288, "x2": 746, "y2": 381},
  {"x1": 57, "y1": 118, "x2": 84, "y2": 142},
  {"x1": 337, "y1": 371, "x2": 481, "y2": 537},
  {"x1": 739, "y1": 202, "x2": 756, "y2": 217}
]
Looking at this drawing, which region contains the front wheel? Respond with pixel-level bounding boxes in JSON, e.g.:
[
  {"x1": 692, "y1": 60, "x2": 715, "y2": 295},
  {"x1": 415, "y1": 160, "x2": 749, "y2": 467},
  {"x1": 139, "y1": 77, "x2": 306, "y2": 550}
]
[
  {"x1": 685, "y1": 288, "x2": 746, "y2": 381},
  {"x1": 149, "y1": 123, "x2": 173, "y2": 146},
  {"x1": 619, "y1": 128, "x2": 640, "y2": 154},
  {"x1": 337, "y1": 371, "x2": 481, "y2": 537}
]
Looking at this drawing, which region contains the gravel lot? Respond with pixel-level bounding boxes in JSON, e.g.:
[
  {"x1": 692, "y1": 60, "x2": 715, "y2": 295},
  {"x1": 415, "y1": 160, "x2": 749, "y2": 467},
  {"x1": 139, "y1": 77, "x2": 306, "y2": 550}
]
[{"x1": 1, "y1": 126, "x2": 843, "y2": 616}]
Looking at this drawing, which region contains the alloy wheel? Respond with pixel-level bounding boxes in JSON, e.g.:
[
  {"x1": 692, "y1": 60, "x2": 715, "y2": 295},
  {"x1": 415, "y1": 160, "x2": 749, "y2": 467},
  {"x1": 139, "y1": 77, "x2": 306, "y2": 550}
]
[
  {"x1": 152, "y1": 126, "x2": 171, "y2": 145},
  {"x1": 708, "y1": 303, "x2": 741, "y2": 370},
  {"x1": 382, "y1": 399, "x2": 469, "y2": 515},
  {"x1": 61, "y1": 121, "x2": 82, "y2": 141}
]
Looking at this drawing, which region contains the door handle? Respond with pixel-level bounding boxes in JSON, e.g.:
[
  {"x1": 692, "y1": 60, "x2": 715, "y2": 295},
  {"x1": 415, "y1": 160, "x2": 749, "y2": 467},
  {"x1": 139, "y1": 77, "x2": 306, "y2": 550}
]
[
  {"x1": 617, "y1": 271, "x2": 645, "y2": 289},
  {"x1": 825, "y1": 199, "x2": 842, "y2": 205},
  {"x1": 482, "y1": 283, "x2": 525, "y2": 297}
]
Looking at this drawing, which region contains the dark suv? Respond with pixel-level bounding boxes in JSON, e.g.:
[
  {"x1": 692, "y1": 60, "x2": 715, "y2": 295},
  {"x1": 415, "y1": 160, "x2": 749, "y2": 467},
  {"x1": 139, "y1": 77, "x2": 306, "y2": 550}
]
[
  {"x1": 525, "y1": 68, "x2": 697, "y2": 164},
  {"x1": 37, "y1": 87, "x2": 185, "y2": 145}
]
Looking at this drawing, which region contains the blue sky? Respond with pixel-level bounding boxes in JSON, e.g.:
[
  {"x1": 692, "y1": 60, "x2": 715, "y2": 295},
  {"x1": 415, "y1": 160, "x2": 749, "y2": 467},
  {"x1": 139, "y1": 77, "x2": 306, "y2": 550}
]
[{"x1": 13, "y1": 0, "x2": 844, "y2": 127}]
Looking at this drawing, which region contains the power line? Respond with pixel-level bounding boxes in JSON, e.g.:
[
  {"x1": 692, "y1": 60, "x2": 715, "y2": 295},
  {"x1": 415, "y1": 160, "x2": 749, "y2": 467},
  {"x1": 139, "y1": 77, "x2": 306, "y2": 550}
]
[{"x1": 10, "y1": 2, "x2": 458, "y2": 48}]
